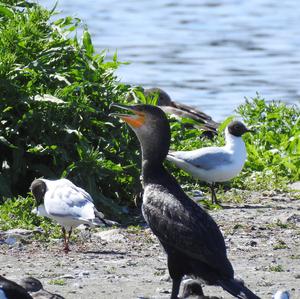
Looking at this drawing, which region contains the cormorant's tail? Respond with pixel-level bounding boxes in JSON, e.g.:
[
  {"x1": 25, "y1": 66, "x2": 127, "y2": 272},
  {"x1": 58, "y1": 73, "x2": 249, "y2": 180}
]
[{"x1": 218, "y1": 278, "x2": 260, "y2": 299}]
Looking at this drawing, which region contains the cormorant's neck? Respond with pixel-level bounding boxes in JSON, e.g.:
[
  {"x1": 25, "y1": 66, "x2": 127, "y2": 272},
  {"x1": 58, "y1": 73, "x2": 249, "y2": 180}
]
[
  {"x1": 141, "y1": 159, "x2": 166, "y2": 185},
  {"x1": 141, "y1": 158, "x2": 185, "y2": 199}
]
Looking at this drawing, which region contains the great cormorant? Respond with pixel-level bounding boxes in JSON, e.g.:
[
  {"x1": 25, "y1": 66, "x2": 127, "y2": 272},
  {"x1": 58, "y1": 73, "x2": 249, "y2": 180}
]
[{"x1": 111, "y1": 103, "x2": 260, "y2": 299}]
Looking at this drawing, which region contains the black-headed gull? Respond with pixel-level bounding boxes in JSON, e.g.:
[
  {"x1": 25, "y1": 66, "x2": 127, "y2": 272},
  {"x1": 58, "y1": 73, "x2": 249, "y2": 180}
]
[
  {"x1": 167, "y1": 120, "x2": 253, "y2": 204},
  {"x1": 30, "y1": 178, "x2": 107, "y2": 252},
  {"x1": 0, "y1": 275, "x2": 33, "y2": 299}
]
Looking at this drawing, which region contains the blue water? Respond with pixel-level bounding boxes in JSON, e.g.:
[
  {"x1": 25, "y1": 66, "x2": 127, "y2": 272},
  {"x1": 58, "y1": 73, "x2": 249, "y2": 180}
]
[{"x1": 40, "y1": 0, "x2": 300, "y2": 120}]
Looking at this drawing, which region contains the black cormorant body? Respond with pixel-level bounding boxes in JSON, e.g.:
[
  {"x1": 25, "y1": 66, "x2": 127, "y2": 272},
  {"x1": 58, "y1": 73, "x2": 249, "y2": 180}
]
[
  {"x1": 111, "y1": 103, "x2": 260, "y2": 299},
  {"x1": 0, "y1": 275, "x2": 33, "y2": 299},
  {"x1": 20, "y1": 277, "x2": 65, "y2": 299}
]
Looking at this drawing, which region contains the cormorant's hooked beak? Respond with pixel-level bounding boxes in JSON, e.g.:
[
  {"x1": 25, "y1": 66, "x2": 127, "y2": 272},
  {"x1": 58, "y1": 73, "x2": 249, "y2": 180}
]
[{"x1": 110, "y1": 103, "x2": 145, "y2": 128}]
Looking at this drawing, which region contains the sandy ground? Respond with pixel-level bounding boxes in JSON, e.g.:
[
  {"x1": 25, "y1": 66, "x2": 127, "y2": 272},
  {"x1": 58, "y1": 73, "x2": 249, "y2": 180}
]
[{"x1": 0, "y1": 190, "x2": 299, "y2": 299}]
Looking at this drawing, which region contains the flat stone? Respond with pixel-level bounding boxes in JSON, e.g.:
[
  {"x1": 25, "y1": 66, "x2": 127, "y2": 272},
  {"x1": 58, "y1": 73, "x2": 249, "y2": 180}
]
[
  {"x1": 93, "y1": 229, "x2": 126, "y2": 243},
  {"x1": 289, "y1": 181, "x2": 300, "y2": 191},
  {"x1": 5, "y1": 236, "x2": 17, "y2": 245},
  {"x1": 287, "y1": 214, "x2": 300, "y2": 225},
  {"x1": 4, "y1": 228, "x2": 34, "y2": 236}
]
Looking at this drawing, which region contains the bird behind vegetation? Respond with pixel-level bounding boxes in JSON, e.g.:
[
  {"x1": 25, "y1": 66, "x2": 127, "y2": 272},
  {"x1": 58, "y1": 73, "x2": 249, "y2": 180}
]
[
  {"x1": 111, "y1": 103, "x2": 260, "y2": 299},
  {"x1": 143, "y1": 88, "x2": 219, "y2": 138}
]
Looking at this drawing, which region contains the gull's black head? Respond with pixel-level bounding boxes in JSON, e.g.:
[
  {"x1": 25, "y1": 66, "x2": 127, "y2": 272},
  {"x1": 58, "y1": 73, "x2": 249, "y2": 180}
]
[
  {"x1": 110, "y1": 103, "x2": 171, "y2": 163},
  {"x1": 30, "y1": 179, "x2": 47, "y2": 206},
  {"x1": 182, "y1": 280, "x2": 204, "y2": 298},
  {"x1": 227, "y1": 120, "x2": 253, "y2": 137},
  {"x1": 20, "y1": 277, "x2": 43, "y2": 292}
]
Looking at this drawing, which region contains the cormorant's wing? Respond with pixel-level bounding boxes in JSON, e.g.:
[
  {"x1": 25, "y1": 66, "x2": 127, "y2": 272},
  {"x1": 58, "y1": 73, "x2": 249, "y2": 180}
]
[
  {"x1": 167, "y1": 148, "x2": 232, "y2": 171},
  {"x1": 143, "y1": 185, "x2": 233, "y2": 278}
]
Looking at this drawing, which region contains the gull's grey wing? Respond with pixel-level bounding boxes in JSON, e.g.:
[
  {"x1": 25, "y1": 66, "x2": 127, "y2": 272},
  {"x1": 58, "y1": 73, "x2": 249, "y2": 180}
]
[
  {"x1": 45, "y1": 184, "x2": 95, "y2": 220},
  {"x1": 168, "y1": 149, "x2": 232, "y2": 171}
]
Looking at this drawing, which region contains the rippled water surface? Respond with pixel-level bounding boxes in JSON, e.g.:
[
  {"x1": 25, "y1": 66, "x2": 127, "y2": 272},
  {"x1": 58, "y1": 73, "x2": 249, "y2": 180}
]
[{"x1": 41, "y1": 0, "x2": 300, "y2": 120}]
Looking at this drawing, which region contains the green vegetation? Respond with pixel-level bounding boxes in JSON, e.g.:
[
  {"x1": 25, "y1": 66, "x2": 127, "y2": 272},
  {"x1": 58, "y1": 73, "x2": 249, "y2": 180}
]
[
  {"x1": 0, "y1": 1, "x2": 299, "y2": 232},
  {"x1": 235, "y1": 96, "x2": 299, "y2": 190},
  {"x1": 49, "y1": 279, "x2": 66, "y2": 286},
  {"x1": 0, "y1": 196, "x2": 61, "y2": 238},
  {"x1": 0, "y1": 1, "x2": 140, "y2": 220},
  {"x1": 269, "y1": 264, "x2": 284, "y2": 272},
  {"x1": 273, "y1": 240, "x2": 288, "y2": 250},
  {"x1": 126, "y1": 225, "x2": 143, "y2": 234}
]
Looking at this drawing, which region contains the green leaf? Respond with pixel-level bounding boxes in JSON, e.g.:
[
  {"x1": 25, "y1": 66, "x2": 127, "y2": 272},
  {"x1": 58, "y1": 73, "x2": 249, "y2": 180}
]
[
  {"x1": 0, "y1": 136, "x2": 17, "y2": 149},
  {"x1": 82, "y1": 29, "x2": 94, "y2": 56},
  {"x1": 0, "y1": 5, "x2": 14, "y2": 19},
  {"x1": 33, "y1": 94, "x2": 65, "y2": 104}
]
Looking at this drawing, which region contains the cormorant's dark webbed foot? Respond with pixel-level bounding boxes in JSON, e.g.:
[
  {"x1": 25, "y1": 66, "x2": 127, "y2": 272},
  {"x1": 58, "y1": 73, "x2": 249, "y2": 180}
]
[{"x1": 170, "y1": 277, "x2": 182, "y2": 299}]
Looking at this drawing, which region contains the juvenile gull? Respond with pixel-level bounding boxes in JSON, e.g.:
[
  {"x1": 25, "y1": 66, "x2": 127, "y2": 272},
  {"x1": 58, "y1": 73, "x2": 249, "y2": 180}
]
[{"x1": 167, "y1": 120, "x2": 253, "y2": 204}]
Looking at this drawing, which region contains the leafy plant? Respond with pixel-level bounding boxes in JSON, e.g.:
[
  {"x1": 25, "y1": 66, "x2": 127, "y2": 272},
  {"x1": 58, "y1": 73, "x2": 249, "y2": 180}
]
[
  {"x1": 0, "y1": 1, "x2": 141, "y2": 220},
  {"x1": 0, "y1": 1, "x2": 299, "y2": 230},
  {"x1": 0, "y1": 196, "x2": 61, "y2": 239},
  {"x1": 49, "y1": 279, "x2": 66, "y2": 286},
  {"x1": 234, "y1": 96, "x2": 299, "y2": 190}
]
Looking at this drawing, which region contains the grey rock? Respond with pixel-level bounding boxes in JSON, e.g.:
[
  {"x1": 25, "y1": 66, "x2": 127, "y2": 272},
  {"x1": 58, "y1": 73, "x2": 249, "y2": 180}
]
[
  {"x1": 93, "y1": 229, "x2": 126, "y2": 243},
  {"x1": 4, "y1": 236, "x2": 17, "y2": 245},
  {"x1": 289, "y1": 181, "x2": 300, "y2": 191},
  {"x1": 286, "y1": 214, "x2": 300, "y2": 225},
  {"x1": 77, "y1": 271, "x2": 90, "y2": 278}
]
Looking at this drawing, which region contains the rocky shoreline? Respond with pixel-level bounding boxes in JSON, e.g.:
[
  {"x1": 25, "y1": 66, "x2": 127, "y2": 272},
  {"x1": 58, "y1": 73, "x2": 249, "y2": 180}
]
[{"x1": 0, "y1": 189, "x2": 299, "y2": 298}]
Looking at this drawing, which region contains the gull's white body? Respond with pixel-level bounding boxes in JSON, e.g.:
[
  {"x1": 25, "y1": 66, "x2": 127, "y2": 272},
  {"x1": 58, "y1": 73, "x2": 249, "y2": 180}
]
[
  {"x1": 167, "y1": 128, "x2": 247, "y2": 184},
  {"x1": 272, "y1": 290, "x2": 290, "y2": 299},
  {"x1": 32, "y1": 178, "x2": 101, "y2": 231},
  {"x1": 0, "y1": 289, "x2": 8, "y2": 299}
]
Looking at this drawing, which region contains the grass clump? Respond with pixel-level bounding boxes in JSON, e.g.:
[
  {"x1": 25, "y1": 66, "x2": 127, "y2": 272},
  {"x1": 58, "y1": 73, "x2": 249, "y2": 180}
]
[
  {"x1": 234, "y1": 96, "x2": 299, "y2": 190},
  {"x1": 273, "y1": 240, "x2": 288, "y2": 250},
  {"x1": 269, "y1": 264, "x2": 284, "y2": 272},
  {"x1": 49, "y1": 279, "x2": 66, "y2": 286},
  {"x1": 0, "y1": 196, "x2": 61, "y2": 238}
]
